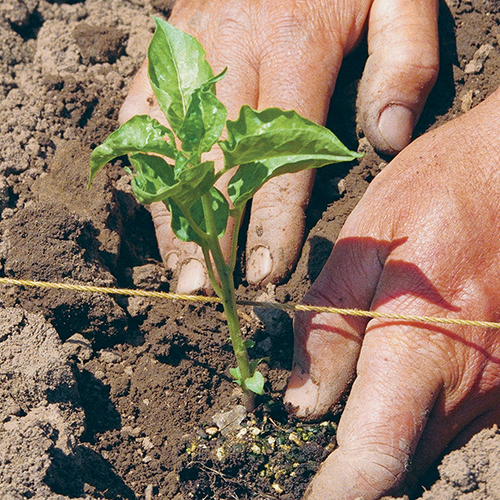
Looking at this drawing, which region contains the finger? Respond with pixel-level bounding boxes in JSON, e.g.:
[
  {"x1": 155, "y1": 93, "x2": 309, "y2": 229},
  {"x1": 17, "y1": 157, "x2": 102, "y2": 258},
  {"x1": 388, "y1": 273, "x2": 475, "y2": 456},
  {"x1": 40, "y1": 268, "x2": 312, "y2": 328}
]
[
  {"x1": 118, "y1": 59, "x2": 148, "y2": 124},
  {"x1": 283, "y1": 228, "x2": 387, "y2": 420},
  {"x1": 169, "y1": 2, "x2": 259, "y2": 120},
  {"x1": 171, "y1": 34, "x2": 258, "y2": 292},
  {"x1": 119, "y1": 59, "x2": 173, "y2": 127},
  {"x1": 304, "y1": 324, "x2": 443, "y2": 500},
  {"x1": 246, "y1": 172, "x2": 314, "y2": 285},
  {"x1": 120, "y1": 62, "x2": 214, "y2": 293},
  {"x1": 357, "y1": 0, "x2": 439, "y2": 154},
  {"x1": 149, "y1": 202, "x2": 211, "y2": 293},
  {"x1": 120, "y1": 5, "x2": 260, "y2": 293},
  {"x1": 246, "y1": 14, "x2": 345, "y2": 285}
]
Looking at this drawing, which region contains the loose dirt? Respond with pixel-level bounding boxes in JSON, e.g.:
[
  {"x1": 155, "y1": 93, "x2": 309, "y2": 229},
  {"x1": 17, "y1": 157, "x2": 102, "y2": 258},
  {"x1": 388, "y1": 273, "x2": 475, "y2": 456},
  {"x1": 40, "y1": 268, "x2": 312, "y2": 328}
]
[{"x1": 1, "y1": 0, "x2": 500, "y2": 499}]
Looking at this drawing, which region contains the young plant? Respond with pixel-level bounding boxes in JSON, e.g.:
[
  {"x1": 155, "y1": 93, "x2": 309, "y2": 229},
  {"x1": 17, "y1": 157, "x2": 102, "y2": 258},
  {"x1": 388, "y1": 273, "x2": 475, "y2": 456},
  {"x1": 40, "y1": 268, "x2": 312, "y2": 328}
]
[{"x1": 89, "y1": 17, "x2": 362, "y2": 411}]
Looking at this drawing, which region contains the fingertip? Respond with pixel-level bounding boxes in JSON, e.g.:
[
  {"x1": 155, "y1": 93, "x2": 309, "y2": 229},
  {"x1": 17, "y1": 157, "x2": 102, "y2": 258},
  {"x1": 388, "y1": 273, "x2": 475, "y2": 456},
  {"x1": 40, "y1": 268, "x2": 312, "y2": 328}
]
[
  {"x1": 246, "y1": 246, "x2": 273, "y2": 285},
  {"x1": 284, "y1": 236, "x2": 386, "y2": 422},
  {"x1": 245, "y1": 211, "x2": 305, "y2": 286},
  {"x1": 303, "y1": 445, "x2": 408, "y2": 500},
  {"x1": 283, "y1": 310, "x2": 345, "y2": 421},
  {"x1": 149, "y1": 202, "x2": 212, "y2": 295},
  {"x1": 245, "y1": 172, "x2": 313, "y2": 286},
  {"x1": 357, "y1": 56, "x2": 438, "y2": 155},
  {"x1": 176, "y1": 259, "x2": 210, "y2": 295},
  {"x1": 357, "y1": 71, "x2": 433, "y2": 155},
  {"x1": 283, "y1": 364, "x2": 321, "y2": 420},
  {"x1": 283, "y1": 307, "x2": 365, "y2": 422},
  {"x1": 377, "y1": 104, "x2": 416, "y2": 154},
  {"x1": 358, "y1": 0, "x2": 439, "y2": 154}
]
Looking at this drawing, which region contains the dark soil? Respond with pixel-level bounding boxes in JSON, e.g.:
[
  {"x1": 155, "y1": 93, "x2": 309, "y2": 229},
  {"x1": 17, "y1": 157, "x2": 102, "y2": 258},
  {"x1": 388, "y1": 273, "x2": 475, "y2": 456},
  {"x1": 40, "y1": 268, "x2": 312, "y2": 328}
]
[{"x1": 1, "y1": 1, "x2": 500, "y2": 499}]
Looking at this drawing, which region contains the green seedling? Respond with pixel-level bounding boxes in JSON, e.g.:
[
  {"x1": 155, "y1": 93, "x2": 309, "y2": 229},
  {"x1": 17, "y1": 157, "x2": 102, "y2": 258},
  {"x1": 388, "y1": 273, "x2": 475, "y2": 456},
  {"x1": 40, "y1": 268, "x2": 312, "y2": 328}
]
[{"x1": 89, "y1": 17, "x2": 361, "y2": 411}]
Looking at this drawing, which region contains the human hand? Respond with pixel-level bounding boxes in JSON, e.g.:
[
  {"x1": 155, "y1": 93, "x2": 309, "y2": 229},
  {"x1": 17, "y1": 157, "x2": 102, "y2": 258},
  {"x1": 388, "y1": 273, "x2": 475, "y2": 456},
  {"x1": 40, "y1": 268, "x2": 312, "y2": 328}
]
[
  {"x1": 284, "y1": 88, "x2": 500, "y2": 499},
  {"x1": 119, "y1": 0, "x2": 439, "y2": 293}
]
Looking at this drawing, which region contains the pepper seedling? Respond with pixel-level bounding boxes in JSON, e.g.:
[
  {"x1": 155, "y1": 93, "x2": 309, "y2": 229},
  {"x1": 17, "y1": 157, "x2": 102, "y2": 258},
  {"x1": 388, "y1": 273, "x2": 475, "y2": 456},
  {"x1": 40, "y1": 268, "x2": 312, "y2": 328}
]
[{"x1": 89, "y1": 17, "x2": 362, "y2": 411}]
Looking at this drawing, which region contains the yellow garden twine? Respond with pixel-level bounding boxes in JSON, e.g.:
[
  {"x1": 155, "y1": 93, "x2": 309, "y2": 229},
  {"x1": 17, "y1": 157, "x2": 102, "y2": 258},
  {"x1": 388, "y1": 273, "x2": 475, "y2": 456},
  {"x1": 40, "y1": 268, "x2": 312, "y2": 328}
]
[{"x1": 1, "y1": 276, "x2": 499, "y2": 329}]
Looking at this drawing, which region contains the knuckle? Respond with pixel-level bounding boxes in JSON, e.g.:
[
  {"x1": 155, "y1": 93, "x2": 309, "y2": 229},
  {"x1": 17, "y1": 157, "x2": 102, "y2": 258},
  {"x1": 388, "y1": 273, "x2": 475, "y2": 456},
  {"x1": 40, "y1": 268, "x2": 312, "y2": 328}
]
[
  {"x1": 340, "y1": 442, "x2": 411, "y2": 494},
  {"x1": 361, "y1": 452, "x2": 408, "y2": 492}
]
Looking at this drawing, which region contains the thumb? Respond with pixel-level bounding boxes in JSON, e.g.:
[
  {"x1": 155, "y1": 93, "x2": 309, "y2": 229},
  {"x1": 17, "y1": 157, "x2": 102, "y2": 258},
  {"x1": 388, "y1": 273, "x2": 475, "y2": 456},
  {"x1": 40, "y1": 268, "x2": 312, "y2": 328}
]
[
  {"x1": 304, "y1": 326, "x2": 441, "y2": 500},
  {"x1": 283, "y1": 231, "x2": 388, "y2": 419},
  {"x1": 358, "y1": 0, "x2": 439, "y2": 154}
]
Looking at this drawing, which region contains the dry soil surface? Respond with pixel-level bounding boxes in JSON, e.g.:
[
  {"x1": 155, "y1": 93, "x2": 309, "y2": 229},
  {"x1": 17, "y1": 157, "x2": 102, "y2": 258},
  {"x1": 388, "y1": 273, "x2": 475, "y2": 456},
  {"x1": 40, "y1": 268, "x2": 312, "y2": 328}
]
[{"x1": 1, "y1": 0, "x2": 500, "y2": 499}]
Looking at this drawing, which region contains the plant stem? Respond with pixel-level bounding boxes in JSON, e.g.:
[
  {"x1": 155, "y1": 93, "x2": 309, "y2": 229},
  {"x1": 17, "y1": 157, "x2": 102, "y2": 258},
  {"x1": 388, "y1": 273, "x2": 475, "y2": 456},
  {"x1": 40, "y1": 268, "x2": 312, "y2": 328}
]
[
  {"x1": 229, "y1": 208, "x2": 244, "y2": 273},
  {"x1": 200, "y1": 244, "x2": 223, "y2": 298},
  {"x1": 219, "y1": 269, "x2": 255, "y2": 412},
  {"x1": 201, "y1": 193, "x2": 255, "y2": 411}
]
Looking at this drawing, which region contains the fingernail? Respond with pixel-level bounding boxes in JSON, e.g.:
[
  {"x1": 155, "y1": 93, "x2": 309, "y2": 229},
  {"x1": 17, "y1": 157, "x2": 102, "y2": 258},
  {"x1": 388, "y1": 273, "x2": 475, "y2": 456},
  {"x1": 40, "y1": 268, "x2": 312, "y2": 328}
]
[
  {"x1": 284, "y1": 364, "x2": 320, "y2": 419},
  {"x1": 247, "y1": 246, "x2": 273, "y2": 284},
  {"x1": 177, "y1": 259, "x2": 208, "y2": 294},
  {"x1": 378, "y1": 105, "x2": 415, "y2": 153},
  {"x1": 164, "y1": 252, "x2": 179, "y2": 270}
]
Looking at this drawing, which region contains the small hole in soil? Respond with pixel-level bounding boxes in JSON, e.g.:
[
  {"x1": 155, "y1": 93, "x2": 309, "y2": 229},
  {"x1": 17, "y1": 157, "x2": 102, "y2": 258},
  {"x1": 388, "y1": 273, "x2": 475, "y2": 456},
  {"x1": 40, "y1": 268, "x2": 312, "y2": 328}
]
[{"x1": 10, "y1": 10, "x2": 43, "y2": 40}]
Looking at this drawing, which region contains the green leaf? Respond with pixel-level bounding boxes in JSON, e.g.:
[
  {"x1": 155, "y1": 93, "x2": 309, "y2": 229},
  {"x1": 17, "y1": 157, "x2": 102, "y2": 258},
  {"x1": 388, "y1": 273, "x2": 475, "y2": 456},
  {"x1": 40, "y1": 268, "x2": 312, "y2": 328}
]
[
  {"x1": 202, "y1": 67, "x2": 227, "y2": 91},
  {"x1": 174, "y1": 151, "x2": 189, "y2": 177},
  {"x1": 249, "y1": 357, "x2": 269, "y2": 373},
  {"x1": 127, "y1": 153, "x2": 175, "y2": 204},
  {"x1": 229, "y1": 367, "x2": 241, "y2": 385},
  {"x1": 127, "y1": 155, "x2": 227, "y2": 244},
  {"x1": 229, "y1": 363, "x2": 266, "y2": 395},
  {"x1": 174, "y1": 161, "x2": 217, "y2": 208},
  {"x1": 169, "y1": 186, "x2": 229, "y2": 243},
  {"x1": 178, "y1": 85, "x2": 227, "y2": 154},
  {"x1": 245, "y1": 370, "x2": 265, "y2": 395},
  {"x1": 148, "y1": 17, "x2": 215, "y2": 134},
  {"x1": 128, "y1": 155, "x2": 215, "y2": 207},
  {"x1": 244, "y1": 339, "x2": 256, "y2": 349},
  {"x1": 89, "y1": 115, "x2": 176, "y2": 186},
  {"x1": 220, "y1": 106, "x2": 363, "y2": 208},
  {"x1": 226, "y1": 162, "x2": 269, "y2": 210},
  {"x1": 221, "y1": 106, "x2": 361, "y2": 167}
]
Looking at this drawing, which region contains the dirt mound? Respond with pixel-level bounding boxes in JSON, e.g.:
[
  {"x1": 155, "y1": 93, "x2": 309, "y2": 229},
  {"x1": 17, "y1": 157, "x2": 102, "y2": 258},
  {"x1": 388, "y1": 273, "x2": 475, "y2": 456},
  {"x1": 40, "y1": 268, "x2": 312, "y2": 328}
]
[{"x1": 1, "y1": 0, "x2": 500, "y2": 498}]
